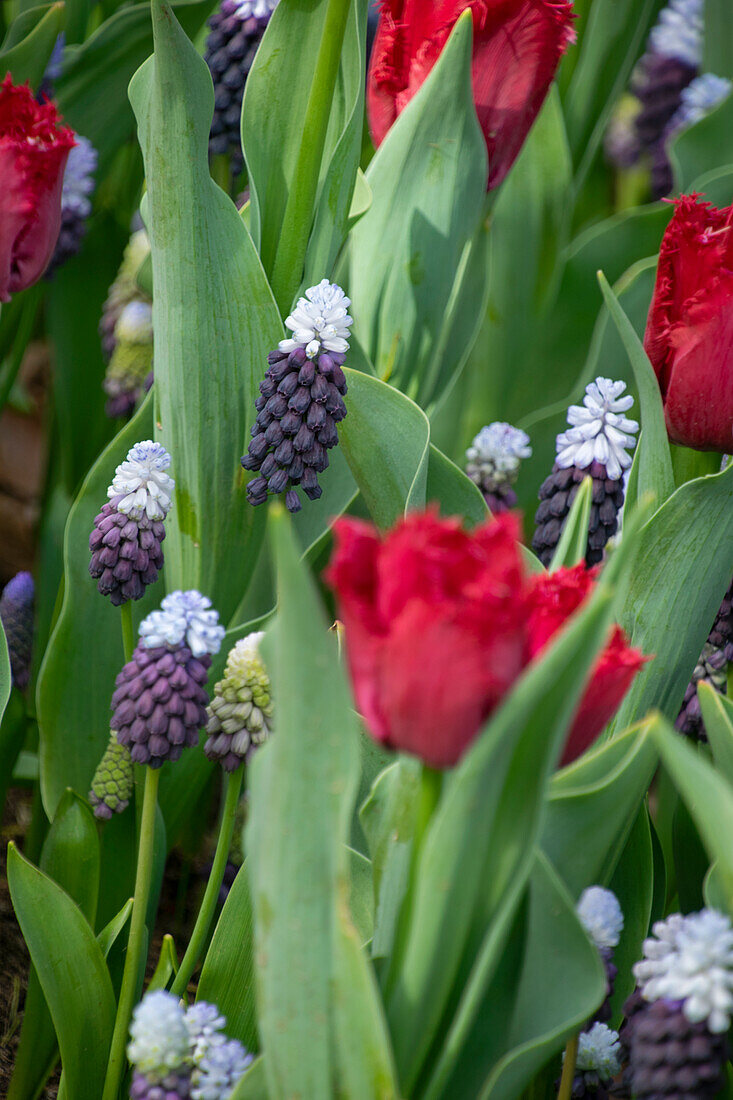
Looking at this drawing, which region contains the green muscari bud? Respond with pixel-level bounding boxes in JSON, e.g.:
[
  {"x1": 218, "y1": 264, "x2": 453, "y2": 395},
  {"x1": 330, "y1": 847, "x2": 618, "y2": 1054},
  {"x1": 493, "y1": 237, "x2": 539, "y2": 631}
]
[
  {"x1": 89, "y1": 731, "x2": 134, "y2": 820},
  {"x1": 204, "y1": 632, "x2": 272, "y2": 771}
]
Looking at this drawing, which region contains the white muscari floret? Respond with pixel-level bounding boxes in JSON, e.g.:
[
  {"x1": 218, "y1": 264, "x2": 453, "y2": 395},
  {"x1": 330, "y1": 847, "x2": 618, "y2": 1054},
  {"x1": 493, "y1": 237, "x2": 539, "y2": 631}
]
[
  {"x1": 279, "y1": 279, "x2": 353, "y2": 359},
  {"x1": 668, "y1": 73, "x2": 733, "y2": 135},
  {"x1": 61, "y1": 134, "x2": 97, "y2": 219},
  {"x1": 115, "y1": 300, "x2": 153, "y2": 345},
  {"x1": 108, "y1": 440, "x2": 174, "y2": 521},
  {"x1": 184, "y1": 1002, "x2": 227, "y2": 1065},
  {"x1": 139, "y1": 590, "x2": 225, "y2": 658},
  {"x1": 191, "y1": 1038, "x2": 253, "y2": 1100},
  {"x1": 127, "y1": 990, "x2": 189, "y2": 1079},
  {"x1": 555, "y1": 377, "x2": 639, "y2": 482},
  {"x1": 465, "y1": 423, "x2": 532, "y2": 490},
  {"x1": 633, "y1": 909, "x2": 733, "y2": 1033},
  {"x1": 648, "y1": 0, "x2": 703, "y2": 68},
  {"x1": 573, "y1": 1023, "x2": 622, "y2": 1082},
  {"x1": 577, "y1": 886, "x2": 624, "y2": 950},
  {"x1": 232, "y1": 0, "x2": 278, "y2": 15}
]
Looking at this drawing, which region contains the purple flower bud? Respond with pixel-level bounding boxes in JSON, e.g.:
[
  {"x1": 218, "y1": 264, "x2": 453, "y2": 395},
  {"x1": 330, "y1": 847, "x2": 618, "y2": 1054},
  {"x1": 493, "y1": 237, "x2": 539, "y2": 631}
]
[{"x1": 0, "y1": 572, "x2": 34, "y2": 690}]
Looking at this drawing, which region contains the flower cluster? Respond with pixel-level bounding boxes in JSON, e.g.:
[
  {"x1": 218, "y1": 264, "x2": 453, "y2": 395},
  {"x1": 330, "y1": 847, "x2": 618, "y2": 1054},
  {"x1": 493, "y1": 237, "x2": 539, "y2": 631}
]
[
  {"x1": 326, "y1": 510, "x2": 646, "y2": 769},
  {"x1": 465, "y1": 422, "x2": 532, "y2": 512},
  {"x1": 100, "y1": 227, "x2": 153, "y2": 417},
  {"x1": 577, "y1": 886, "x2": 624, "y2": 1024},
  {"x1": 44, "y1": 133, "x2": 97, "y2": 276},
  {"x1": 128, "y1": 991, "x2": 252, "y2": 1099},
  {"x1": 88, "y1": 731, "x2": 134, "y2": 820},
  {"x1": 204, "y1": 632, "x2": 273, "y2": 770},
  {"x1": 0, "y1": 571, "x2": 34, "y2": 690}
]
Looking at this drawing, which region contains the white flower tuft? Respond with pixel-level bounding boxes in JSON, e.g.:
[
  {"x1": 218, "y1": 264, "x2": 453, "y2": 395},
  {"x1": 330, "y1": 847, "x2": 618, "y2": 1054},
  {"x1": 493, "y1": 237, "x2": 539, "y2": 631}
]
[
  {"x1": 634, "y1": 909, "x2": 733, "y2": 1033},
  {"x1": 577, "y1": 886, "x2": 624, "y2": 950},
  {"x1": 555, "y1": 377, "x2": 639, "y2": 482},
  {"x1": 115, "y1": 300, "x2": 153, "y2": 345},
  {"x1": 668, "y1": 73, "x2": 733, "y2": 137},
  {"x1": 649, "y1": 0, "x2": 703, "y2": 68},
  {"x1": 232, "y1": 0, "x2": 278, "y2": 17},
  {"x1": 185, "y1": 1002, "x2": 227, "y2": 1065},
  {"x1": 191, "y1": 1038, "x2": 253, "y2": 1100},
  {"x1": 127, "y1": 990, "x2": 189, "y2": 1079},
  {"x1": 139, "y1": 590, "x2": 225, "y2": 658},
  {"x1": 465, "y1": 423, "x2": 532, "y2": 491},
  {"x1": 573, "y1": 1023, "x2": 622, "y2": 1081},
  {"x1": 108, "y1": 440, "x2": 174, "y2": 521},
  {"x1": 279, "y1": 279, "x2": 353, "y2": 359}
]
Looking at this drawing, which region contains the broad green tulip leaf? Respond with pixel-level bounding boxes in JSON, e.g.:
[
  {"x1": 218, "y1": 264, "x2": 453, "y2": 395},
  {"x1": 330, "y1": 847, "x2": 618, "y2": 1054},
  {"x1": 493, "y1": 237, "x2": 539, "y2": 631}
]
[
  {"x1": 348, "y1": 13, "x2": 486, "y2": 408},
  {"x1": 651, "y1": 714, "x2": 733, "y2": 911},
  {"x1": 148, "y1": 933, "x2": 178, "y2": 992},
  {"x1": 348, "y1": 847, "x2": 375, "y2": 946},
  {"x1": 246, "y1": 507, "x2": 397, "y2": 1098},
  {"x1": 613, "y1": 464, "x2": 733, "y2": 730},
  {"x1": 129, "y1": 0, "x2": 283, "y2": 622},
  {"x1": 37, "y1": 395, "x2": 157, "y2": 819},
  {"x1": 703, "y1": 0, "x2": 733, "y2": 78},
  {"x1": 386, "y1": 563, "x2": 620, "y2": 1092},
  {"x1": 549, "y1": 476, "x2": 592, "y2": 570},
  {"x1": 607, "y1": 806, "x2": 654, "y2": 1023},
  {"x1": 597, "y1": 272, "x2": 674, "y2": 508},
  {"x1": 698, "y1": 682, "x2": 733, "y2": 786},
  {"x1": 9, "y1": 790, "x2": 100, "y2": 1100},
  {"x1": 673, "y1": 797, "x2": 708, "y2": 913},
  {"x1": 668, "y1": 93, "x2": 733, "y2": 193},
  {"x1": 542, "y1": 721, "x2": 657, "y2": 897},
  {"x1": 425, "y1": 445, "x2": 489, "y2": 526},
  {"x1": 7, "y1": 844, "x2": 116, "y2": 1100},
  {"x1": 0, "y1": 3, "x2": 65, "y2": 88}
]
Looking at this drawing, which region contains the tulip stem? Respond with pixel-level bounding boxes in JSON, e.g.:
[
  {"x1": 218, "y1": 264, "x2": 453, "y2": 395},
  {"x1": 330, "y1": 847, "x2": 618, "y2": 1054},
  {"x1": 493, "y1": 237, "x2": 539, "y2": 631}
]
[
  {"x1": 557, "y1": 1033, "x2": 579, "y2": 1100},
  {"x1": 170, "y1": 767, "x2": 243, "y2": 998},
  {"x1": 102, "y1": 766, "x2": 160, "y2": 1100},
  {"x1": 120, "y1": 602, "x2": 135, "y2": 663}
]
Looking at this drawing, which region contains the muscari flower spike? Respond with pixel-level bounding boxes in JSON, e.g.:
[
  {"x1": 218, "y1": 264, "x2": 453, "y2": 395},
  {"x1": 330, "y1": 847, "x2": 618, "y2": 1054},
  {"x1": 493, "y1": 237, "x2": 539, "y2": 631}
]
[
  {"x1": 128, "y1": 990, "x2": 191, "y2": 1080},
  {"x1": 88, "y1": 731, "x2": 134, "y2": 820},
  {"x1": 676, "y1": 643, "x2": 727, "y2": 742},
  {"x1": 112, "y1": 591, "x2": 224, "y2": 768},
  {"x1": 465, "y1": 422, "x2": 532, "y2": 513},
  {"x1": 0, "y1": 571, "x2": 34, "y2": 690},
  {"x1": 204, "y1": 631, "x2": 273, "y2": 771},
  {"x1": 205, "y1": 0, "x2": 279, "y2": 175},
  {"x1": 532, "y1": 378, "x2": 638, "y2": 568},
  {"x1": 565, "y1": 1022, "x2": 622, "y2": 1095},
  {"x1": 44, "y1": 134, "x2": 97, "y2": 276},
  {"x1": 578, "y1": 886, "x2": 624, "y2": 1028},
  {"x1": 242, "y1": 279, "x2": 351, "y2": 514},
  {"x1": 89, "y1": 441, "x2": 173, "y2": 605}
]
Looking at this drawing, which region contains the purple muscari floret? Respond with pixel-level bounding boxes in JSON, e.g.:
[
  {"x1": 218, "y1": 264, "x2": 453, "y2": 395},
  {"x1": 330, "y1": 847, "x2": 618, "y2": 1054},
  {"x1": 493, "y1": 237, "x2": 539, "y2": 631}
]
[
  {"x1": 130, "y1": 1069, "x2": 192, "y2": 1099},
  {"x1": 191, "y1": 1039, "x2": 253, "y2": 1099},
  {"x1": 45, "y1": 135, "x2": 98, "y2": 276},
  {"x1": 37, "y1": 33, "x2": 65, "y2": 102},
  {"x1": 0, "y1": 571, "x2": 35, "y2": 690}
]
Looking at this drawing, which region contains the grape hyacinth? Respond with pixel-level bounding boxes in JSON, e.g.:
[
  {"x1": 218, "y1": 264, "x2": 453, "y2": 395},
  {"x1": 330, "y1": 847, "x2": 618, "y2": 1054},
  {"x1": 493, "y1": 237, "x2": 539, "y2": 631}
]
[
  {"x1": 204, "y1": 631, "x2": 273, "y2": 770},
  {"x1": 89, "y1": 441, "x2": 173, "y2": 605},
  {"x1": 44, "y1": 134, "x2": 97, "y2": 276},
  {"x1": 465, "y1": 422, "x2": 532, "y2": 513},
  {"x1": 0, "y1": 571, "x2": 34, "y2": 690},
  {"x1": 205, "y1": 0, "x2": 279, "y2": 175},
  {"x1": 621, "y1": 910, "x2": 733, "y2": 1098},
  {"x1": 577, "y1": 886, "x2": 624, "y2": 1026},
  {"x1": 562, "y1": 1023, "x2": 622, "y2": 1098},
  {"x1": 37, "y1": 33, "x2": 65, "y2": 102},
  {"x1": 104, "y1": 299, "x2": 154, "y2": 418},
  {"x1": 112, "y1": 591, "x2": 224, "y2": 767},
  {"x1": 675, "y1": 643, "x2": 727, "y2": 741},
  {"x1": 101, "y1": 228, "x2": 153, "y2": 414},
  {"x1": 242, "y1": 279, "x2": 352, "y2": 514},
  {"x1": 532, "y1": 378, "x2": 638, "y2": 567},
  {"x1": 88, "y1": 731, "x2": 134, "y2": 820}
]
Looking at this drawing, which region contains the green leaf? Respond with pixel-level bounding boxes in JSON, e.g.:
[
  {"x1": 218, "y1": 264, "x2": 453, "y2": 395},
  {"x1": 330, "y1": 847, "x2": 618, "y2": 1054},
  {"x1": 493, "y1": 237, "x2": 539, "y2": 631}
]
[
  {"x1": 246, "y1": 506, "x2": 397, "y2": 1098},
  {"x1": 347, "y1": 12, "x2": 487, "y2": 408},
  {"x1": 549, "y1": 476, "x2": 592, "y2": 570},
  {"x1": 607, "y1": 805, "x2": 654, "y2": 1023},
  {"x1": 347, "y1": 847, "x2": 374, "y2": 946},
  {"x1": 698, "y1": 682, "x2": 733, "y2": 787},
  {"x1": 673, "y1": 797, "x2": 708, "y2": 913},
  {"x1": 668, "y1": 94, "x2": 733, "y2": 193},
  {"x1": 148, "y1": 933, "x2": 178, "y2": 992},
  {"x1": 597, "y1": 271, "x2": 674, "y2": 509},
  {"x1": 612, "y1": 465, "x2": 733, "y2": 730},
  {"x1": 651, "y1": 714, "x2": 733, "y2": 912},
  {"x1": 96, "y1": 898, "x2": 133, "y2": 958},
  {"x1": 7, "y1": 844, "x2": 116, "y2": 1100},
  {"x1": 0, "y1": 3, "x2": 65, "y2": 88},
  {"x1": 425, "y1": 444, "x2": 489, "y2": 525},
  {"x1": 541, "y1": 720, "x2": 657, "y2": 897},
  {"x1": 228, "y1": 1058, "x2": 268, "y2": 1100},
  {"x1": 129, "y1": 1, "x2": 284, "y2": 622},
  {"x1": 703, "y1": 0, "x2": 733, "y2": 78}
]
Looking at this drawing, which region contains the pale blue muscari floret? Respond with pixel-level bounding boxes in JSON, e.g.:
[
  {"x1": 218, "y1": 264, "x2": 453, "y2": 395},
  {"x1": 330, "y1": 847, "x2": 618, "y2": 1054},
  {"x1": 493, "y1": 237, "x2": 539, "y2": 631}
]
[
  {"x1": 279, "y1": 279, "x2": 353, "y2": 359},
  {"x1": 465, "y1": 423, "x2": 532, "y2": 491},
  {"x1": 191, "y1": 1038, "x2": 253, "y2": 1100},
  {"x1": 634, "y1": 909, "x2": 733, "y2": 1033},
  {"x1": 577, "y1": 886, "x2": 624, "y2": 950},
  {"x1": 555, "y1": 378, "x2": 639, "y2": 482},
  {"x1": 649, "y1": 0, "x2": 703, "y2": 68},
  {"x1": 139, "y1": 590, "x2": 225, "y2": 658},
  {"x1": 108, "y1": 440, "x2": 174, "y2": 521},
  {"x1": 574, "y1": 1023, "x2": 622, "y2": 1081},
  {"x1": 115, "y1": 300, "x2": 153, "y2": 345},
  {"x1": 232, "y1": 0, "x2": 278, "y2": 16},
  {"x1": 185, "y1": 1002, "x2": 227, "y2": 1064},
  {"x1": 127, "y1": 990, "x2": 190, "y2": 1079},
  {"x1": 61, "y1": 135, "x2": 97, "y2": 219},
  {"x1": 668, "y1": 73, "x2": 733, "y2": 136}
]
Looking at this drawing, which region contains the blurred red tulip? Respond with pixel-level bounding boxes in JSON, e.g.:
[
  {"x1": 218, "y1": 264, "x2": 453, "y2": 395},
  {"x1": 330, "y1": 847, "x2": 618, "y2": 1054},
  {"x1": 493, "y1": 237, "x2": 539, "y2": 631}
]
[
  {"x1": 0, "y1": 75, "x2": 74, "y2": 302},
  {"x1": 644, "y1": 194, "x2": 733, "y2": 452},
  {"x1": 367, "y1": 0, "x2": 576, "y2": 189}
]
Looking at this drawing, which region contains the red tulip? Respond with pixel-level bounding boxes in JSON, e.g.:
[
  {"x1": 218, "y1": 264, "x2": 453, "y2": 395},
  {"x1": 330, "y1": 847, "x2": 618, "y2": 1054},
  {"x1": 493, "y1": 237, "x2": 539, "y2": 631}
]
[
  {"x1": 0, "y1": 75, "x2": 75, "y2": 302},
  {"x1": 644, "y1": 194, "x2": 733, "y2": 453},
  {"x1": 527, "y1": 564, "x2": 647, "y2": 765},
  {"x1": 326, "y1": 512, "x2": 645, "y2": 769},
  {"x1": 367, "y1": 0, "x2": 576, "y2": 190}
]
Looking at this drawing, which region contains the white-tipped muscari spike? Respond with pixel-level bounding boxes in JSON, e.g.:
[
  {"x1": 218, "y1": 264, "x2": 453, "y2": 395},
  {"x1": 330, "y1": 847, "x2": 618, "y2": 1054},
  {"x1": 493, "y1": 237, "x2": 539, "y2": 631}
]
[
  {"x1": 555, "y1": 377, "x2": 639, "y2": 482},
  {"x1": 279, "y1": 279, "x2": 353, "y2": 359},
  {"x1": 139, "y1": 590, "x2": 225, "y2": 658},
  {"x1": 127, "y1": 990, "x2": 190, "y2": 1079},
  {"x1": 577, "y1": 885, "x2": 624, "y2": 950},
  {"x1": 108, "y1": 440, "x2": 174, "y2": 522},
  {"x1": 648, "y1": 0, "x2": 703, "y2": 68},
  {"x1": 115, "y1": 299, "x2": 153, "y2": 345},
  {"x1": 465, "y1": 422, "x2": 532, "y2": 491},
  {"x1": 634, "y1": 909, "x2": 733, "y2": 1033},
  {"x1": 573, "y1": 1023, "x2": 622, "y2": 1081},
  {"x1": 232, "y1": 0, "x2": 278, "y2": 16}
]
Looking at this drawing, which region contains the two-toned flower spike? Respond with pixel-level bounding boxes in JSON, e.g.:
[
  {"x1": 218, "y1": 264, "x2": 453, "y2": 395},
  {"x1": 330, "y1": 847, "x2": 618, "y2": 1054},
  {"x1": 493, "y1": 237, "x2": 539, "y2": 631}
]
[
  {"x1": 242, "y1": 279, "x2": 351, "y2": 514},
  {"x1": 465, "y1": 422, "x2": 532, "y2": 513},
  {"x1": 204, "y1": 631, "x2": 273, "y2": 770}
]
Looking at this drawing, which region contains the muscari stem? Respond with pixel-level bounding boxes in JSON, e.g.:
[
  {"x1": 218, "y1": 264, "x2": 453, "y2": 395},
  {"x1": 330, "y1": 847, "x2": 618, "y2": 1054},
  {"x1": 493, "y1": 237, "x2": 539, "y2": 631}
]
[
  {"x1": 120, "y1": 601, "x2": 135, "y2": 664},
  {"x1": 102, "y1": 766, "x2": 160, "y2": 1100},
  {"x1": 170, "y1": 767, "x2": 243, "y2": 997},
  {"x1": 557, "y1": 1033, "x2": 580, "y2": 1100}
]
